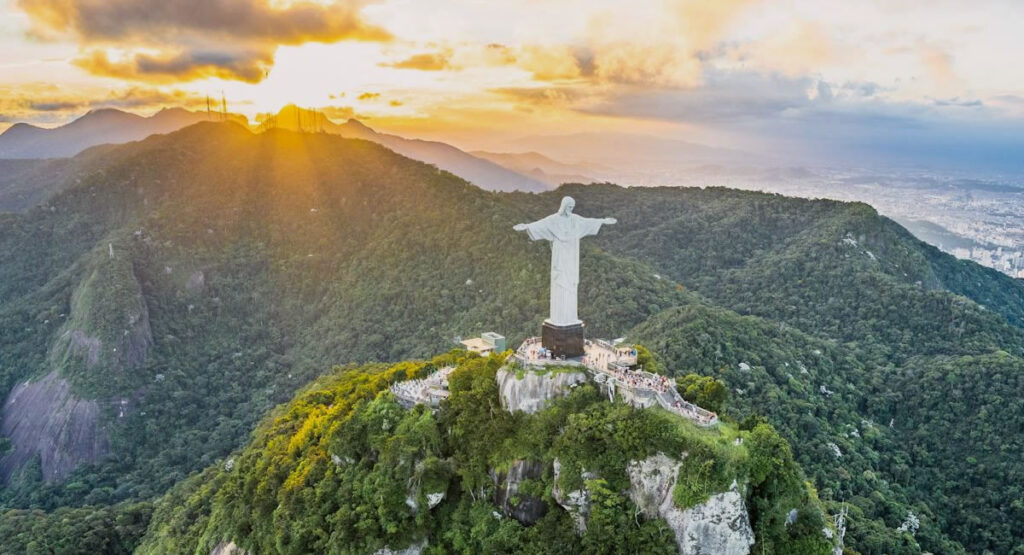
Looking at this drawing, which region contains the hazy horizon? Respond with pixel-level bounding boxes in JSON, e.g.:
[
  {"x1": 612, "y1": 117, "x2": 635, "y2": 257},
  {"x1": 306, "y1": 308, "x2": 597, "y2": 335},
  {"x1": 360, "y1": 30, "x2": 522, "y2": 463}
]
[{"x1": 3, "y1": 0, "x2": 1024, "y2": 171}]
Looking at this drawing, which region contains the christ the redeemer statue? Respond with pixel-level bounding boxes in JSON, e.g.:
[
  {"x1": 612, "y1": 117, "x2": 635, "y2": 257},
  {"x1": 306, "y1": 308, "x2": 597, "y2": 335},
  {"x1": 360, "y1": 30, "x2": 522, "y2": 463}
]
[{"x1": 514, "y1": 196, "x2": 615, "y2": 357}]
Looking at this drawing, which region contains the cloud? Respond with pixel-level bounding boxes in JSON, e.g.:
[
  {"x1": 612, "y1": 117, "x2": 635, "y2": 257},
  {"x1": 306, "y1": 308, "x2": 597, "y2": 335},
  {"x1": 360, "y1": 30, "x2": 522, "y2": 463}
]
[
  {"x1": 571, "y1": 0, "x2": 758, "y2": 88},
  {"x1": 74, "y1": 47, "x2": 274, "y2": 83},
  {"x1": 382, "y1": 52, "x2": 451, "y2": 71},
  {"x1": 0, "y1": 84, "x2": 211, "y2": 124},
  {"x1": 729, "y1": 20, "x2": 848, "y2": 77},
  {"x1": 490, "y1": 86, "x2": 585, "y2": 107},
  {"x1": 377, "y1": 0, "x2": 759, "y2": 87},
  {"x1": 932, "y1": 97, "x2": 982, "y2": 108},
  {"x1": 357, "y1": 92, "x2": 381, "y2": 100},
  {"x1": 918, "y1": 42, "x2": 959, "y2": 90},
  {"x1": 27, "y1": 100, "x2": 82, "y2": 112},
  {"x1": 515, "y1": 45, "x2": 582, "y2": 81},
  {"x1": 319, "y1": 105, "x2": 358, "y2": 120},
  {"x1": 16, "y1": 0, "x2": 390, "y2": 82},
  {"x1": 17, "y1": 0, "x2": 389, "y2": 43}
]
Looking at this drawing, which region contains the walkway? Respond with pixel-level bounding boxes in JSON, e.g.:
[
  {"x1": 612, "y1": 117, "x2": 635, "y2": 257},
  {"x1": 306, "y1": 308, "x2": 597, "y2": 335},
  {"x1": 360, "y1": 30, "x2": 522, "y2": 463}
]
[
  {"x1": 389, "y1": 366, "x2": 456, "y2": 408},
  {"x1": 512, "y1": 337, "x2": 718, "y2": 427}
]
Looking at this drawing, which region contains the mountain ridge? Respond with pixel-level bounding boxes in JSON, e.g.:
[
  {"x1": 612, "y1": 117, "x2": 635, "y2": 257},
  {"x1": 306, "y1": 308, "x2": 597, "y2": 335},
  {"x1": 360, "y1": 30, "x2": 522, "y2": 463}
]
[
  {"x1": 261, "y1": 105, "x2": 549, "y2": 193},
  {"x1": 0, "y1": 108, "x2": 245, "y2": 159},
  {"x1": 0, "y1": 123, "x2": 1020, "y2": 552}
]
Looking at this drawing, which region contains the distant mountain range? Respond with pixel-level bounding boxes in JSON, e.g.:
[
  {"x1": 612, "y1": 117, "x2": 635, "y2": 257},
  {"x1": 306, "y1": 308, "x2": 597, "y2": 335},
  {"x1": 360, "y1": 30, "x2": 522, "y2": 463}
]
[
  {"x1": 469, "y1": 150, "x2": 602, "y2": 186},
  {"x1": 0, "y1": 105, "x2": 550, "y2": 194},
  {"x1": 507, "y1": 131, "x2": 752, "y2": 169},
  {"x1": 0, "y1": 107, "x2": 244, "y2": 159},
  {"x1": 1, "y1": 122, "x2": 1023, "y2": 552},
  {"x1": 260, "y1": 105, "x2": 549, "y2": 193}
]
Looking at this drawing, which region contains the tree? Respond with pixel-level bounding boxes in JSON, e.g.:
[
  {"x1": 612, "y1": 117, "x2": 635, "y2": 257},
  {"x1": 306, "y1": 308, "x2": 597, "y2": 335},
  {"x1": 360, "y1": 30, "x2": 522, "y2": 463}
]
[{"x1": 676, "y1": 374, "x2": 729, "y2": 412}]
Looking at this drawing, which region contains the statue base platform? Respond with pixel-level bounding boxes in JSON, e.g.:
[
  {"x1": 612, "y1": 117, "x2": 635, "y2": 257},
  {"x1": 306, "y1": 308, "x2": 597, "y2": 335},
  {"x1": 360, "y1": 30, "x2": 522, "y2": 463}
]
[{"x1": 542, "y1": 321, "x2": 585, "y2": 359}]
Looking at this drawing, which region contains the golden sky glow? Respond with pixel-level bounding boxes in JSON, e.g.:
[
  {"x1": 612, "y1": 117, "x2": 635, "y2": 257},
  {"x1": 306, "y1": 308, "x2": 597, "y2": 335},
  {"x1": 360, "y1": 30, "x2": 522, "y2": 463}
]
[{"x1": 3, "y1": 0, "x2": 1024, "y2": 157}]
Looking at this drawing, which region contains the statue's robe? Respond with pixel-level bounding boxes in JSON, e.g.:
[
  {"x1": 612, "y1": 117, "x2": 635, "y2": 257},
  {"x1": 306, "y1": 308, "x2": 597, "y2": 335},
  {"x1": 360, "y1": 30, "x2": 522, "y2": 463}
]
[{"x1": 521, "y1": 213, "x2": 607, "y2": 325}]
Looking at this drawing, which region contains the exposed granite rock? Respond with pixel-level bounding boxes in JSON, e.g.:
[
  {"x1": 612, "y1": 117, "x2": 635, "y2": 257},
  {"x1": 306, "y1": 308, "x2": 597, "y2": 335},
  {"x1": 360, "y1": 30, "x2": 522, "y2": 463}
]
[
  {"x1": 615, "y1": 382, "x2": 660, "y2": 409},
  {"x1": 495, "y1": 368, "x2": 588, "y2": 414},
  {"x1": 60, "y1": 330, "x2": 102, "y2": 368},
  {"x1": 210, "y1": 541, "x2": 249, "y2": 555},
  {"x1": 1, "y1": 247, "x2": 155, "y2": 483},
  {"x1": 1, "y1": 371, "x2": 110, "y2": 482},
  {"x1": 404, "y1": 458, "x2": 449, "y2": 513},
  {"x1": 51, "y1": 244, "x2": 153, "y2": 376},
  {"x1": 405, "y1": 490, "x2": 446, "y2": 513},
  {"x1": 186, "y1": 270, "x2": 205, "y2": 293},
  {"x1": 491, "y1": 459, "x2": 548, "y2": 524},
  {"x1": 552, "y1": 458, "x2": 591, "y2": 533},
  {"x1": 628, "y1": 453, "x2": 754, "y2": 555},
  {"x1": 373, "y1": 540, "x2": 427, "y2": 555}
]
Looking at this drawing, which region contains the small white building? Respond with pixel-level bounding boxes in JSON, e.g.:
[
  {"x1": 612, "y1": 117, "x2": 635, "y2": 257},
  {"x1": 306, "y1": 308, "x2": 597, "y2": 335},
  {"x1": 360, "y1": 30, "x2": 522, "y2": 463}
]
[{"x1": 461, "y1": 332, "x2": 506, "y2": 354}]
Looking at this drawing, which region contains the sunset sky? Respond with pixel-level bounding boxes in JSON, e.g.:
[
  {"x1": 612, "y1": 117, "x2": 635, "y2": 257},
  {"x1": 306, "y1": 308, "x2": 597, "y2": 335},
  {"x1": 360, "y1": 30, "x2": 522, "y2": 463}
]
[{"x1": 2, "y1": 0, "x2": 1023, "y2": 164}]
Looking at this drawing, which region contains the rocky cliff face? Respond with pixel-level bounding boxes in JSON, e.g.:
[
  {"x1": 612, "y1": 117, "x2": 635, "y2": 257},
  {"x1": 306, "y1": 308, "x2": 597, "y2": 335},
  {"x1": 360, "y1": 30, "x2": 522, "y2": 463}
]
[
  {"x1": 0, "y1": 371, "x2": 110, "y2": 482},
  {"x1": 552, "y1": 458, "x2": 591, "y2": 533},
  {"x1": 1, "y1": 245, "x2": 152, "y2": 483},
  {"x1": 495, "y1": 368, "x2": 588, "y2": 413},
  {"x1": 209, "y1": 541, "x2": 249, "y2": 555},
  {"x1": 50, "y1": 247, "x2": 153, "y2": 380},
  {"x1": 372, "y1": 540, "x2": 427, "y2": 555},
  {"x1": 491, "y1": 459, "x2": 548, "y2": 524},
  {"x1": 628, "y1": 453, "x2": 754, "y2": 555}
]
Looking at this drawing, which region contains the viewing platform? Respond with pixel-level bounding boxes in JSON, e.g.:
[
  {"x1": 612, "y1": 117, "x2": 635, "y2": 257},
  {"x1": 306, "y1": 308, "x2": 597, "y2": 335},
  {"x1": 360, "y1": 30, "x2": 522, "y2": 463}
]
[
  {"x1": 389, "y1": 365, "x2": 456, "y2": 408},
  {"x1": 512, "y1": 337, "x2": 718, "y2": 427}
]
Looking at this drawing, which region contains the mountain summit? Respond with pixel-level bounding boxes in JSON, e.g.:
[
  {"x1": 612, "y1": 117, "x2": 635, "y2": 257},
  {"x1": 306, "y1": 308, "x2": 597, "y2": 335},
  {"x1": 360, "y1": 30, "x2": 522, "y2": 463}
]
[
  {"x1": 0, "y1": 108, "x2": 239, "y2": 159},
  {"x1": 0, "y1": 123, "x2": 1021, "y2": 553},
  {"x1": 258, "y1": 105, "x2": 549, "y2": 193}
]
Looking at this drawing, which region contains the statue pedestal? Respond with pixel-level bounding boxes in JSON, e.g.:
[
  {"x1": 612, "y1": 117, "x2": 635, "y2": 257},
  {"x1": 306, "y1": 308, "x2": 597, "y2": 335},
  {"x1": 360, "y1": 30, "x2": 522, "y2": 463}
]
[{"x1": 542, "y1": 321, "x2": 585, "y2": 359}]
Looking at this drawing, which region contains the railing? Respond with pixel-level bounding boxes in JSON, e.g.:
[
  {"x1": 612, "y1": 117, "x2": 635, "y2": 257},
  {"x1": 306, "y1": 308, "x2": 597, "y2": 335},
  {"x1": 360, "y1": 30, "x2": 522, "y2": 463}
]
[{"x1": 514, "y1": 338, "x2": 719, "y2": 427}]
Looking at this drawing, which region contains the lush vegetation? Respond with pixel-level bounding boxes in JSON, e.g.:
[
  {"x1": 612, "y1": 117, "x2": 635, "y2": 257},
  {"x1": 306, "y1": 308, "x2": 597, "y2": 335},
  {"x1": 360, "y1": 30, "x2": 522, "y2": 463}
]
[
  {"x1": 0, "y1": 502, "x2": 152, "y2": 554},
  {"x1": 0, "y1": 124, "x2": 1022, "y2": 552},
  {"x1": 134, "y1": 351, "x2": 831, "y2": 554},
  {"x1": 675, "y1": 373, "x2": 728, "y2": 413}
]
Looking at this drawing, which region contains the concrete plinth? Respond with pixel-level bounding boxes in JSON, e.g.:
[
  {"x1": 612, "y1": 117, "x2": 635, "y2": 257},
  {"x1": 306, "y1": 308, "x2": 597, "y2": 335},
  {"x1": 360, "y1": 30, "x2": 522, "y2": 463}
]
[{"x1": 542, "y1": 321, "x2": 585, "y2": 358}]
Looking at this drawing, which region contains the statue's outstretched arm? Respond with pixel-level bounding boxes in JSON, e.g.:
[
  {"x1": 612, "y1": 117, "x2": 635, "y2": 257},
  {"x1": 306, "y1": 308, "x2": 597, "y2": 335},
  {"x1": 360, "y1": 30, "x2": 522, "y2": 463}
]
[{"x1": 513, "y1": 223, "x2": 528, "y2": 231}]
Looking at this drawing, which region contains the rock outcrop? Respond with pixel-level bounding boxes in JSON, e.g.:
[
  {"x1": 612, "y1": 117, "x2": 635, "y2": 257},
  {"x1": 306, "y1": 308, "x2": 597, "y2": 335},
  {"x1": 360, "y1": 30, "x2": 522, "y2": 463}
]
[
  {"x1": 495, "y1": 368, "x2": 588, "y2": 413},
  {"x1": 51, "y1": 250, "x2": 153, "y2": 376},
  {"x1": 372, "y1": 540, "x2": 427, "y2": 555},
  {"x1": 186, "y1": 270, "x2": 206, "y2": 293},
  {"x1": 628, "y1": 453, "x2": 754, "y2": 555},
  {"x1": 210, "y1": 541, "x2": 249, "y2": 555},
  {"x1": 490, "y1": 459, "x2": 548, "y2": 524},
  {"x1": 1, "y1": 244, "x2": 153, "y2": 483},
  {"x1": 0, "y1": 371, "x2": 110, "y2": 482},
  {"x1": 552, "y1": 458, "x2": 591, "y2": 533}
]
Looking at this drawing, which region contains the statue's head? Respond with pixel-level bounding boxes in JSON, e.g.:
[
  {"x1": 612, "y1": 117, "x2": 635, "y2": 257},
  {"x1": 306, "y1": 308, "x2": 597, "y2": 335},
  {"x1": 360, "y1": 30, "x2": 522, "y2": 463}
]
[{"x1": 559, "y1": 196, "x2": 575, "y2": 216}]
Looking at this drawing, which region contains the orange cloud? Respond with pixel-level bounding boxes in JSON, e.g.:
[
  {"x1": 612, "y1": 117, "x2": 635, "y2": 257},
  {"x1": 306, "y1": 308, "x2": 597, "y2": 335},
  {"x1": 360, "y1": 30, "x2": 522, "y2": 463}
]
[
  {"x1": 731, "y1": 21, "x2": 846, "y2": 77},
  {"x1": 919, "y1": 43, "x2": 959, "y2": 90},
  {"x1": 17, "y1": 0, "x2": 390, "y2": 43},
  {"x1": 382, "y1": 52, "x2": 451, "y2": 71},
  {"x1": 16, "y1": 0, "x2": 391, "y2": 83},
  {"x1": 0, "y1": 84, "x2": 210, "y2": 123},
  {"x1": 74, "y1": 48, "x2": 274, "y2": 83},
  {"x1": 517, "y1": 45, "x2": 582, "y2": 81}
]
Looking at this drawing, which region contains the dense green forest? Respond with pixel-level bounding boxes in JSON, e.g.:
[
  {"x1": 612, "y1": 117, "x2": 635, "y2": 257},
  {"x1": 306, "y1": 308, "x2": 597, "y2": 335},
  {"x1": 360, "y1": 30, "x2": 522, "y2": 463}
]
[
  {"x1": 134, "y1": 351, "x2": 831, "y2": 554},
  {"x1": 0, "y1": 122, "x2": 1022, "y2": 552}
]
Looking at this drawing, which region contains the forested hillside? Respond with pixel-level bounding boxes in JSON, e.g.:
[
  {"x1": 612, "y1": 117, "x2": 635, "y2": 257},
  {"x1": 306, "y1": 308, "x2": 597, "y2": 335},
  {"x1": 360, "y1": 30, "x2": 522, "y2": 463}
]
[
  {"x1": 134, "y1": 351, "x2": 831, "y2": 555},
  {"x1": 0, "y1": 122, "x2": 1022, "y2": 553}
]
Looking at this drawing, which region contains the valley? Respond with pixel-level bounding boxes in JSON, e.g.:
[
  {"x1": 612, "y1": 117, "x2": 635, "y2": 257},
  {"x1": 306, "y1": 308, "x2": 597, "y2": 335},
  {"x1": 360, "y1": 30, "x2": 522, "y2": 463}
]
[{"x1": 0, "y1": 123, "x2": 1021, "y2": 553}]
